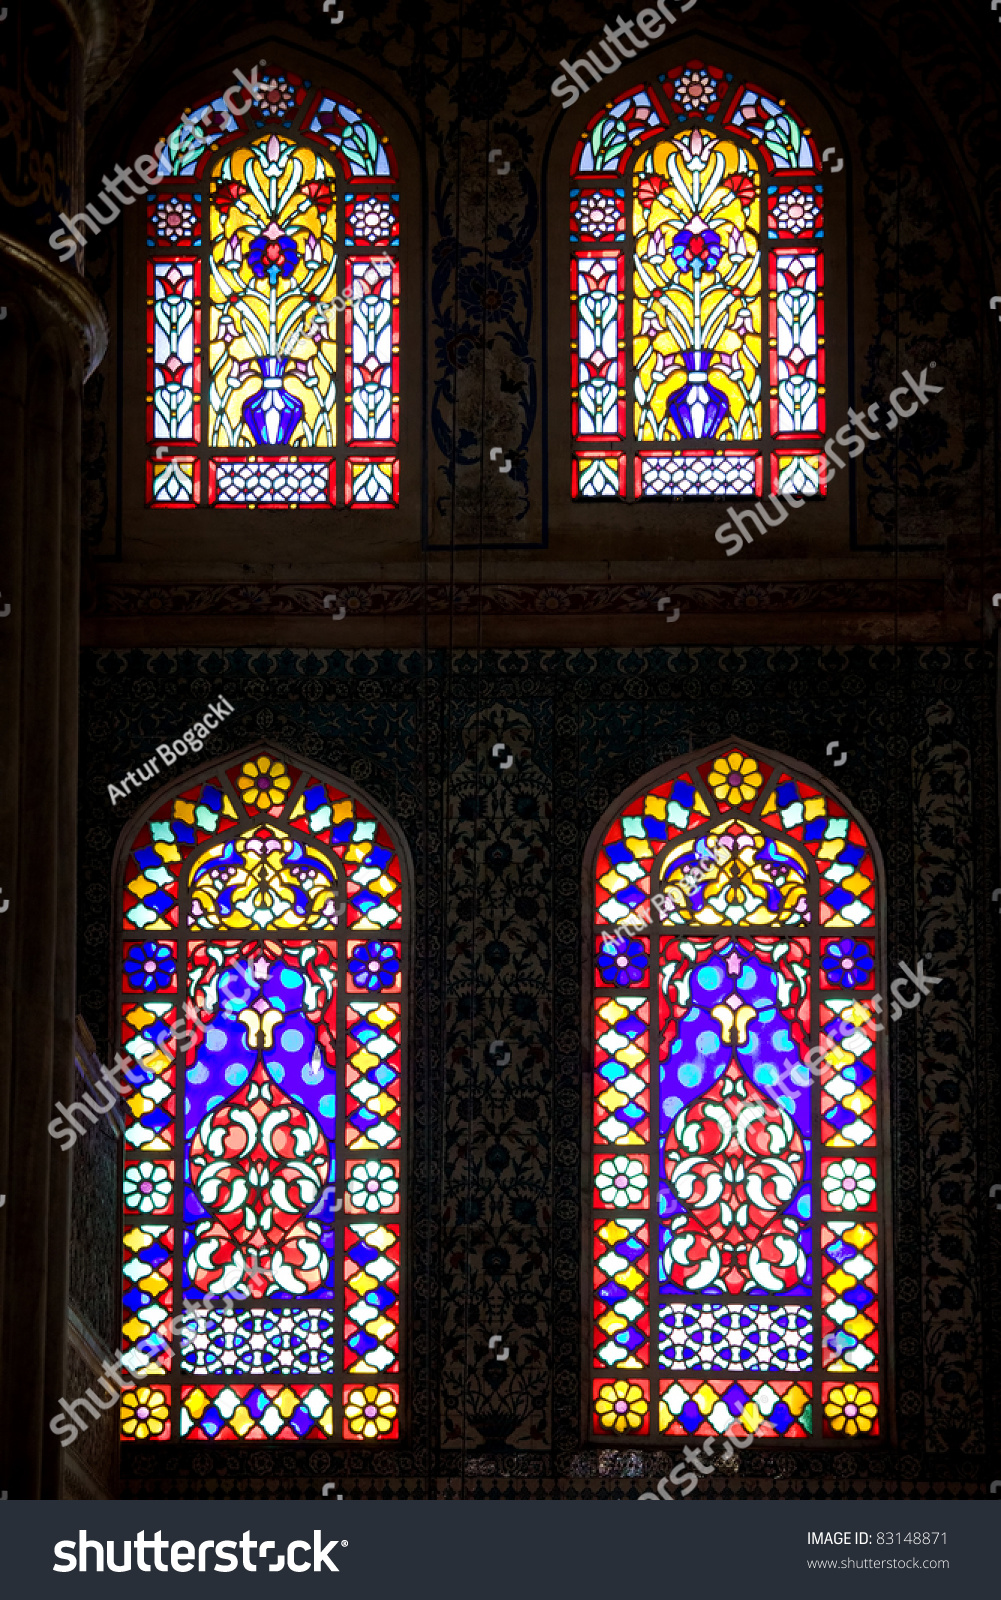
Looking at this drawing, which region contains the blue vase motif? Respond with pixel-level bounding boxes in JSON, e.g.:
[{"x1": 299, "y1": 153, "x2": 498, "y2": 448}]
[
  {"x1": 667, "y1": 350, "x2": 729, "y2": 440},
  {"x1": 242, "y1": 357, "x2": 304, "y2": 447}
]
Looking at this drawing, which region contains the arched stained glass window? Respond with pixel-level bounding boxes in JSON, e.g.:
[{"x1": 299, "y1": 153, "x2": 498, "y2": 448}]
[
  {"x1": 570, "y1": 64, "x2": 826, "y2": 501},
  {"x1": 587, "y1": 745, "x2": 885, "y2": 1446},
  {"x1": 146, "y1": 69, "x2": 400, "y2": 509},
  {"x1": 116, "y1": 750, "x2": 407, "y2": 1444}
]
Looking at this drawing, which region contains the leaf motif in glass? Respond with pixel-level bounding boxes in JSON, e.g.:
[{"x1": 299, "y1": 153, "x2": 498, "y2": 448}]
[
  {"x1": 308, "y1": 99, "x2": 394, "y2": 176},
  {"x1": 207, "y1": 135, "x2": 339, "y2": 449},
  {"x1": 726, "y1": 86, "x2": 818, "y2": 169},
  {"x1": 633, "y1": 129, "x2": 761, "y2": 443},
  {"x1": 575, "y1": 89, "x2": 663, "y2": 174}
]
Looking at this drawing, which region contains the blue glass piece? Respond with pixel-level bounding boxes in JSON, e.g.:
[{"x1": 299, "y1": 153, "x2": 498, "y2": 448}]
[
  {"x1": 615, "y1": 1235, "x2": 646, "y2": 1261},
  {"x1": 616, "y1": 1016, "x2": 645, "y2": 1040},
  {"x1": 247, "y1": 1387, "x2": 271, "y2": 1419},
  {"x1": 823, "y1": 1104, "x2": 856, "y2": 1130},
  {"x1": 666, "y1": 350, "x2": 729, "y2": 438},
  {"x1": 839, "y1": 1062, "x2": 872, "y2": 1087},
  {"x1": 769, "y1": 1401, "x2": 793, "y2": 1433},
  {"x1": 348, "y1": 1330, "x2": 379, "y2": 1354},
  {"x1": 678, "y1": 1400, "x2": 704, "y2": 1432},
  {"x1": 241, "y1": 356, "x2": 305, "y2": 446},
  {"x1": 723, "y1": 1382, "x2": 748, "y2": 1414},
  {"x1": 349, "y1": 1241, "x2": 380, "y2": 1267},
  {"x1": 614, "y1": 1326, "x2": 645, "y2": 1352},
  {"x1": 597, "y1": 1281, "x2": 629, "y2": 1306}
]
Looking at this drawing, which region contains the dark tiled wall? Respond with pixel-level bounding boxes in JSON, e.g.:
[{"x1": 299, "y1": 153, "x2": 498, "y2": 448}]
[{"x1": 76, "y1": 644, "x2": 997, "y2": 1494}]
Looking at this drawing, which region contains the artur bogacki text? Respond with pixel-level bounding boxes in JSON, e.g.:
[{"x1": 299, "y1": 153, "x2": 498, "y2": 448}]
[{"x1": 107, "y1": 696, "x2": 234, "y2": 806}]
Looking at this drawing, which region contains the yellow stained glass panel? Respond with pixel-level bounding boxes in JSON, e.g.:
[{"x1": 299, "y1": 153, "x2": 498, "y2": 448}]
[
  {"x1": 208, "y1": 133, "x2": 339, "y2": 448},
  {"x1": 633, "y1": 129, "x2": 762, "y2": 442}
]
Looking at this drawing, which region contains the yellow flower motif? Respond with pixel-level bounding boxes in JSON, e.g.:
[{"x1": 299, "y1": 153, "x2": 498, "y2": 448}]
[
  {"x1": 595, "y1": 1379, "x2": 648, "y2": 1433},
  {"x1": 344, "y1": 1383, "x2": 397, "y2": 1439},
  {"x1": 238, "y1": 755, "x2": 292, "y2": 812},
  {"x1": 709, "y1": 751, "x2": 763, "y2": 806},
  {"x1": 120, "y1": 1385, "x2": 170, "y2": 1440},
  {"x1": 824, "y1": 1383, "x2": 878, "y2": 1437}
]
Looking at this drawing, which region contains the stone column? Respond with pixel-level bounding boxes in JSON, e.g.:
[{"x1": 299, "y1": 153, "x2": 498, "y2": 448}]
[{"x1": 0, "y1": 0, "x2": 108, "y2": 1495}]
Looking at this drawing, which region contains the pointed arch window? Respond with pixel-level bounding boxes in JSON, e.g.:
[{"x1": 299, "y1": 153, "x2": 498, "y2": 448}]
[
  {"x1": 587, "y1": 745, "x2": 885, "y2": 1445},
  {"x1": 146, "y1": 69, "x2": 400, "y2": 509},
  {"x1": 570, "y1": 64, "x2": 826, "y2": 501},
  {"x1": 116, "y1": 750, "x2": 407, "y2": 1444}
]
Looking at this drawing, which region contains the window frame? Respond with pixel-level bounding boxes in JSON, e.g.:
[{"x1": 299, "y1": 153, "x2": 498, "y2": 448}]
[
  {"x1": 581, "y1": 741, "x2": 893, "y2": 1449},
  {"x1": 570, "y1": 77, "x2": 825, "y2": 500},
  {"x1": 143, "y1": 74, "x2": 400, "y2": 510},
  {"x1": 112, "y1": 742, "x2": 411, "y2": 1448},
  {"x1": 116, "y1": 53, "x2": 423, "y2": 555},
  {"x1": 542, "y1": 51, "x2": 851, "y2": 549}
]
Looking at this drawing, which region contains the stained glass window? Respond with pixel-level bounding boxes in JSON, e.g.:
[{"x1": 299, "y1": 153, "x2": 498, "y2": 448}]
[
  {"x1": 570, "y1": 66, "x2": 825, "y2": 500},
  {"x1": 588, "y1": 745, "x2": 884, "y2": 1444},
  {"x1": 117, "y1": 751, "x2": 406, "y2": 1443},
  {"x1": 146, "y1": 70, "x2": 400, "y2": 509}
]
